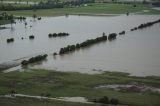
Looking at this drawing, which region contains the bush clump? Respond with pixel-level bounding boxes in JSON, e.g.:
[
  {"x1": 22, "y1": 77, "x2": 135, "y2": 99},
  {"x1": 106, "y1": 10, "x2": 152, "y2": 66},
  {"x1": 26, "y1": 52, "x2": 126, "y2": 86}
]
[
  {"x1": 37, "y1": 17, "x2": 41, "y2": 20},
  {"x1": 119, "y1": 31, "x2": 125, "y2": 35},
  {"x1": 93, "y1": 96, "x2": 119, "y2": 105},
  {"x1": 53, "y1": 52, "x2": 58, "y2": 56},
  {"x1": 110, "y1": 98, "x2": 119, "y2": 105},
  {"x1": 7, "y1": 38, "x2": 14, "y2": 43},
  {"x1": 29, "y1": 35, "x2": 34, "y2": 39},
  {"x1": 16, "y1": 16, "x2": 26, "y2": 20},
  {"x1": 108, "y1": 33, "x2": 117, "y2": 40},
  {"x1": 21, "y1": 54, "x2": 48, "y2": 65},
  {"x1": 99, "y1": 96, "x2": 109, "y2": 104},
  {"x1": 48, "y1": 32, "x2": 69, "y2": 38}
]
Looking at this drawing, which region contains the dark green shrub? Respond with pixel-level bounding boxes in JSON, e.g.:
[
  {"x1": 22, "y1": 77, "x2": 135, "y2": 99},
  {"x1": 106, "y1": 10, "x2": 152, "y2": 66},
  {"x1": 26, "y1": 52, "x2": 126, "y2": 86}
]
[
  {"x1": 29, "y1": 35, "x2": 34, "y2": 39},
  {"x1": 59, "y1": 35, "x2": 107, "y2": 54},
  {"x1": 21, "y1": 54, "x2": 48, "y2": 65},
  {"x1": 7, "y1": 38, "x2": 14, "y2": 43},
  {"x1": 46, "y1": 93, "x2": 51, "y2": 97},
  {"x1": 119, "y1": 31, "x2": 125, "y2": 35},
  {"x1": 53, "y1": 52, "x2": 58, "y2": 55},
  {"x1": 110, "y1": 98, "x2": 119, "y2": 105},
  {"x1": 37, "y1": 17, "x2": 41, "y2": 20},
  {"x1": 98, "y1": 96, "x2": 109, "y2": 104},
  {"x1": 48, "y1": 32, "x2": 69, "y2": 38},
  {"x1": 10, "y1": 90, "x2": 16, "y2": 94},
  {"x1": 21, "y1": 60, "x2": 28, "y2": 65},
  {"x1": 108, "y1": 33, "x2": 117, "y2": 40}
]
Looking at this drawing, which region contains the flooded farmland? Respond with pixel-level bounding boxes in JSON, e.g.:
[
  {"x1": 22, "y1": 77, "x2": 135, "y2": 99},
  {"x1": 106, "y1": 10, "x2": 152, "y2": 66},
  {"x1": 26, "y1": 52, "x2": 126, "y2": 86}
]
[{"x1": 0, "y1": 15, "x2": 160, "y2": 76}]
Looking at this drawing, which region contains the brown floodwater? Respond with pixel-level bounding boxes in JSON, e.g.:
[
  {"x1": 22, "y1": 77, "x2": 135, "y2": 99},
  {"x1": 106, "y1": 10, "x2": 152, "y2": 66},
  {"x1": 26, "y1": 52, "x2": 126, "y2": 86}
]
[{"x1": 0, "y1": 15, "x2": 160, "y2": 76}]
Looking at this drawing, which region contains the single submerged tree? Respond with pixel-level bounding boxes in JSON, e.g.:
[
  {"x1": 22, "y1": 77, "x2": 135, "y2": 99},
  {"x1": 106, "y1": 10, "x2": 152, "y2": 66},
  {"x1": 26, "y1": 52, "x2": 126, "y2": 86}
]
[
  {"x1": 29, "y1": 35, "x2": 35, "y2": 39},
  {"x1": 108, "y1": 33, "x2": 117, "y2": 40},
  {"x1": 119, "y1": 31, "x2": 125, "y2": 35}
]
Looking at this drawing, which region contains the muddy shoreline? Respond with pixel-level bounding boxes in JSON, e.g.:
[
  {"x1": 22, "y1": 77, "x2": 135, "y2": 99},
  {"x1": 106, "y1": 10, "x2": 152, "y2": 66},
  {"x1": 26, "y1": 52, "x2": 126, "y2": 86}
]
[{"x1": 0, "y1": 61, "x2": 20, "y2": 71}]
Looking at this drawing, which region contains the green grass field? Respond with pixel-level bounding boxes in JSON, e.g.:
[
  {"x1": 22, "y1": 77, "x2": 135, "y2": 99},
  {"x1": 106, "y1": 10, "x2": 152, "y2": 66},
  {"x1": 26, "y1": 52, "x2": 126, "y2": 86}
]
[
  {"x1": 0, "y1": 69, "x2": 160, "y2": 106},
  {"x1": 0, "y1": 3, "x2": 160, "y2": 16}
]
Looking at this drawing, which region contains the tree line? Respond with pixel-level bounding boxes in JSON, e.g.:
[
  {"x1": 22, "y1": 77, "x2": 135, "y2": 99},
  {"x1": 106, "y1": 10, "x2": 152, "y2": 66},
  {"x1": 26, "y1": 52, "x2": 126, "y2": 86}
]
[
  {"x1": 21, "y1": 54, "x2": 48, "y2": 65},
  {"x1": 130, "y1": 18, "x2": 160, "y2": 31},
  {"x1": 57, "y1": 33, "x2": 118, "y2": 55},
  {"x1": 0, "y1": 0, "x2": 95, "y2": 11}
]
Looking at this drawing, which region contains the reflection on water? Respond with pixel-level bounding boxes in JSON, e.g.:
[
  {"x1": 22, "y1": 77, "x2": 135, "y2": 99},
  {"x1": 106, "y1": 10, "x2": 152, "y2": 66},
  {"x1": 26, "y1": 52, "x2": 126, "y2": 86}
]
[{"x1": 0, "y1": 15, "x2": 160, "y2": 76}]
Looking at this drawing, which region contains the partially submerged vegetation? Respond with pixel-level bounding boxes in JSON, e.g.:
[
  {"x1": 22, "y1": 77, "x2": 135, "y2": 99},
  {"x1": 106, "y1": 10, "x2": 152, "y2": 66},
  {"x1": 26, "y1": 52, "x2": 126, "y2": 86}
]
[
  {"x1": 130, "y1": 18, "x2": 160, "y2": 31},
  {"x1": 48, "y1": 32, "x2": 69, "y2": 38},
  {"x1": 21, "y1": 54, "x2": 48, "y2": 65},
  {"x1": 59, "y1": 34, "x2": 107, "y2": 54},
  {"x1": 108, "y1": 33, "x2": 117, "y2": 41},
  {"x1": 6, "y1": 38, "x2": 14, "y2": 43},
  {"x1": 119, "y1": 31, "x2": 125, "y2": 35},
  {"x1": 29, "y1": 35, "x2": 35, "y2": 39},
  {"x1": 0, "y1": 69, "x2": 160, "y2": 106}
]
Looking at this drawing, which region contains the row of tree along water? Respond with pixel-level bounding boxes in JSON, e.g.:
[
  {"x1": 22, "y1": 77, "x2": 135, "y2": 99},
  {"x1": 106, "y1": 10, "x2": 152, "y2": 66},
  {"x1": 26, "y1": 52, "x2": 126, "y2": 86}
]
[
  {"x1": 56, "y1": 25, "x2": 152, "y2": 55},
  {"x1": 48, "y1": 32, "x2": 69, "y2": 38},
  {"x1": 21, "y1": 54, "x2": 48, "y2": 65},
  {"x1": 130, "y1": 18, "x2": 160, "y2": 31},
  {"x1": 18, "y1": 18, "x2": 160, "y2": 65},
  {"x1": 57, "y1": 33, "x2": 117, "y2": 55},
  {"x1": 0, "y1": 0, "x2": 94, "y2": 11},
  {"x1": 6, "y1": 32, "x2": 69, "y2": 43}
]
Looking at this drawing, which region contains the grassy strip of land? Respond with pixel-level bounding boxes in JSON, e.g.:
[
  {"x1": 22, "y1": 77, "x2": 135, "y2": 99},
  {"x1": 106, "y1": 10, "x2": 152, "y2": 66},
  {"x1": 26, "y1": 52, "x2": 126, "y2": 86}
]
[
  {"x1": 0, "y1": 97, "x2": 99, "y2": 106},
  {"x1": 0, "y1": 69, "x2": 160, "y2": 106},
  {"x1": 0, "y1": 3, "x2": 160, "y2": 16}
]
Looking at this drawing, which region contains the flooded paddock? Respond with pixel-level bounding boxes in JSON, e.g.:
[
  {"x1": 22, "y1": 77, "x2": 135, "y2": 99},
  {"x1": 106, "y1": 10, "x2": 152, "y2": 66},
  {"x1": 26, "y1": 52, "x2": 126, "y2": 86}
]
[{"x1": 0, "y1": 15, "x2": 160, "y2": 76}]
